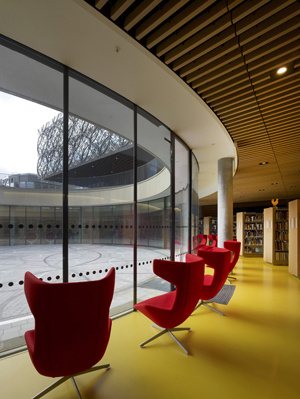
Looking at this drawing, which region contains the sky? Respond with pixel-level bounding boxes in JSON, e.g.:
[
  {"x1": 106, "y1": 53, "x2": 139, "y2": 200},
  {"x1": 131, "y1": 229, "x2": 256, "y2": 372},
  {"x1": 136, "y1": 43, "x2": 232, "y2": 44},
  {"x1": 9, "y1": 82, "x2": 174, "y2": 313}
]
[{"x1": 0, "y1": 91, "x2": 59, "y2": 176}]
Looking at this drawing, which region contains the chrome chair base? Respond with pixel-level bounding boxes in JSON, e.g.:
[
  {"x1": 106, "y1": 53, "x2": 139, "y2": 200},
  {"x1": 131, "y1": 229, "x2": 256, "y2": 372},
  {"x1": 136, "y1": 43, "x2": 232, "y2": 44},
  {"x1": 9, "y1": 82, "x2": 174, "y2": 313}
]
[
  {"x1": 31, "y1": 364, "x2": 110, "y2": 399},
  {"x1": 140, "y1": 323, "x2": 191, "y2": 355},
  {"x1": 194, "y1": 300, "x2": 224, "y2": 316}
]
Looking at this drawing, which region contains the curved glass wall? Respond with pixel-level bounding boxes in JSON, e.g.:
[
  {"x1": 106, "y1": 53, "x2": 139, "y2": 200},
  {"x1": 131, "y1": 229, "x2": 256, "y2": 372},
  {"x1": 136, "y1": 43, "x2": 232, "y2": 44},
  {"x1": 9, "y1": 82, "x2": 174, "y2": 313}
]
[{"x1": 0, "y1": 36, "x2": 199, "y2": 355}]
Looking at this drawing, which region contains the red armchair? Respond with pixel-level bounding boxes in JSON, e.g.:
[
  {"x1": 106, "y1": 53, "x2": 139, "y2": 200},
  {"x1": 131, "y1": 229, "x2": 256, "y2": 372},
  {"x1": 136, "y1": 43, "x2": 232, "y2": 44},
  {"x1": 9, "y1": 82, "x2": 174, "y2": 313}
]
[
  {"x1": 224, "y1": 240, "x2": 241, "y2": 281},
  {"x1": 196, "y1": 247, "x2": 231, "y2": 316},
  {"x1": 24, "y1": 268, "x2": 115, "y2": 399},
  {"x1": 198, "y1": 233, "x2": 207, "y2": 247},
  {"x1": 207, "y1": 234, "x2": 218, "y2": 247},
  {"x1": 134, "y1": 254, "x2": 205, "y2": 355}
]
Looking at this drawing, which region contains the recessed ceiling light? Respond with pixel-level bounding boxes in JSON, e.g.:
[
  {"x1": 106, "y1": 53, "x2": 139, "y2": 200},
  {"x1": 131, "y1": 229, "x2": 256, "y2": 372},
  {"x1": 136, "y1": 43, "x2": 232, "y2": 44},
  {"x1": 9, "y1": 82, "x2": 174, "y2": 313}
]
[
  {"x1": 277, "y1": 66, "x2": 287, "y2": 75},
  {"x1": 290, "y1": 185, "x2": 297, "y2": 188},
  {"x1": 259, "y1": 162, "x2": 269, "y2": 165},
  {"x1": 271, "y1": 183, "x2": 278, "y2": 185},
  {"x1": 259, "y1": 189, "x2": 265, "y2": 191},
  {"x1": 270, "y1": 62, "x2": 294, "y2": 80}
]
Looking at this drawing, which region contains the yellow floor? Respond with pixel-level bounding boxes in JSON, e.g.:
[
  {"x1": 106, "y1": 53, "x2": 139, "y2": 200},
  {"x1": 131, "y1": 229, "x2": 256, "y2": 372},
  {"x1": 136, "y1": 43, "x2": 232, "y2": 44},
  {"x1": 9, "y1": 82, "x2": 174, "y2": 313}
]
[{"x1": 1, "y1": 257, "x2": 300, "y2": 399}]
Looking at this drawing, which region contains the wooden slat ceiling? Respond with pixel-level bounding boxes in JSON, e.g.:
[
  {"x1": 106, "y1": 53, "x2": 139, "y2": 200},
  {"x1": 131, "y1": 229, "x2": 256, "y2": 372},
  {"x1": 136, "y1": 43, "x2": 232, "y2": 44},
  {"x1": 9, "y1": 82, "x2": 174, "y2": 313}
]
[{"x1": 88, "y1": 0, "x2": 300, "y2": 205}]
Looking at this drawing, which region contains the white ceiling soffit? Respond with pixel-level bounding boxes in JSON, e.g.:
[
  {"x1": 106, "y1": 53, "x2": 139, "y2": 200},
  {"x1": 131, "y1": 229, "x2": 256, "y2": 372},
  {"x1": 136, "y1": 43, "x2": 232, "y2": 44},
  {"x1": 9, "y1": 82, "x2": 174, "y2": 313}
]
[{"x1": 0, "y1": 0, "x2": 237, "y2": 197}]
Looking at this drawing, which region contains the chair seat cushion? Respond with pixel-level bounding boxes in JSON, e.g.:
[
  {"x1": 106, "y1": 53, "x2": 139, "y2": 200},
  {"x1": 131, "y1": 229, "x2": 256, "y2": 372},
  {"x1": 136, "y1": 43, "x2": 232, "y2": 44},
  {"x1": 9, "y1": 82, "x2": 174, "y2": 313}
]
[{"x1": 134, "y1": 291, "x2": 177, "y2": 328}]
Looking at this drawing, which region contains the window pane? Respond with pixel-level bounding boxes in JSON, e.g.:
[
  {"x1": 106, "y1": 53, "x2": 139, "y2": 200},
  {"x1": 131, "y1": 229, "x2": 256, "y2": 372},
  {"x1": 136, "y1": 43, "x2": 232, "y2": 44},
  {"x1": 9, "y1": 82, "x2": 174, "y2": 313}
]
[
  {"x1": 0, "y1": 44, "x2": 63, "y2": 354},
  {"x1": 191, "y1": 154, "x2": 199, "y2": 252},
  {"x1": 137, "y1": 109, "x2": 171, "y2": 302},
  {"x1": 175, "y1": 138, "x2": 189, "y2": 261},
  {"x1": 68, "y1": 75, "x2": 134, "y2": 316}
]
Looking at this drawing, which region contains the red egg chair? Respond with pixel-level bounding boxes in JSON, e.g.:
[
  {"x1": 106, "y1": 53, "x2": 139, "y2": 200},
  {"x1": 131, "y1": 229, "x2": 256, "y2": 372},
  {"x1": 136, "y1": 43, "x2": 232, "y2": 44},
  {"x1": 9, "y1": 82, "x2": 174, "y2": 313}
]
[
  {"x1": 207, "y1": 234, "x2": 218, "y2": 247},
  {"x1": 24, "y1": 268, "x2": 115, "y2": 399},
  {"x1": 196, "y1": 247, "x2": 231, "y2": 316},
  {"x1": 198, "y1": 234, "x2": 208, "y2": 247},
  {"x1": 134, "y1": 254, "x2": 205, "y2": 355},
  {"x1": 224, "y1": 240, "x2": 241, "y2": 281}
]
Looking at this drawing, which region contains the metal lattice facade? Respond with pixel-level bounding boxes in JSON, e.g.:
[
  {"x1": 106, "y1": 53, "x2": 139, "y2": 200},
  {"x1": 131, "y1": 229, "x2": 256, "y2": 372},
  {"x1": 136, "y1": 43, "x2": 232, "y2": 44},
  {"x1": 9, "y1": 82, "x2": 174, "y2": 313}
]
[{"x1": 37, "y1": 114, "x2": 129, "y2": 179}]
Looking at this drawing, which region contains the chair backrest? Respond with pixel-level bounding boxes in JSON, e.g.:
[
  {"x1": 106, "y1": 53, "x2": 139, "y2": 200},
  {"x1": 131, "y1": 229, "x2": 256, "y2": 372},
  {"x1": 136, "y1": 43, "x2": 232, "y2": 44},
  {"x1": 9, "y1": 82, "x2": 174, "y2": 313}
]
[
  {"x1": 197, "y1": 247, "x2": 231, "y2": 300},
  {"x1": 24, "y1": 268, "x2": 115, "y2": 377},
  {"x1": 207, "y1": 234, "x2": 218, "y2": 247},
  {"x1": 224, "y1": 240, "x2": 241, "y2": 272},
  {"x1": 152, "y1": 254, "x2": 205, "y2": 327},
  {"x1": 198, "y1": 234, "x2": 207, "y2": 246}
]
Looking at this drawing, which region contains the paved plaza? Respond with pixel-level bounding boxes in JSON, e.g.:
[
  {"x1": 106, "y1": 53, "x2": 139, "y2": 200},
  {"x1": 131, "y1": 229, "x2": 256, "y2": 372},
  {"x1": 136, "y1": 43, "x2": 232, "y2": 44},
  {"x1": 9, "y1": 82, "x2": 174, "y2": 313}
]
[{"x1": 0, "y1": 244, "x2": 172, "y2": 352}]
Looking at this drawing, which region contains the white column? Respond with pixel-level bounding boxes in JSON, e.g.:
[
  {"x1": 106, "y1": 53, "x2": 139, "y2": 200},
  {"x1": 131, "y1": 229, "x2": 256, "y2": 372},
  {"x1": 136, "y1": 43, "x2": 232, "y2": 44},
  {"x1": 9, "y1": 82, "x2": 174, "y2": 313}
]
[{"x1": 218, "y1": 157, "x2": 233, "y2": 248}]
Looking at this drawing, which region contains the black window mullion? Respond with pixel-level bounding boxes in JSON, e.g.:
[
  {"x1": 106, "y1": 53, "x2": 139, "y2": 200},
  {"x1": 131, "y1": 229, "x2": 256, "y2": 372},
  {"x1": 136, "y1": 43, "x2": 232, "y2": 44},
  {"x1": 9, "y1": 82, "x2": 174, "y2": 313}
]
[
  {"x1": 170, "y1": 131, "x2": 175, "y2": 291},
  {"x1": 188, "y1": 149, "x2": 192, "y2": 254},
  {"x1": 62, "y1": 66, "x2": 69, "y2": 283},
  {"x1": 133, "y1": 105, "x2": 137, "y2": 305}
]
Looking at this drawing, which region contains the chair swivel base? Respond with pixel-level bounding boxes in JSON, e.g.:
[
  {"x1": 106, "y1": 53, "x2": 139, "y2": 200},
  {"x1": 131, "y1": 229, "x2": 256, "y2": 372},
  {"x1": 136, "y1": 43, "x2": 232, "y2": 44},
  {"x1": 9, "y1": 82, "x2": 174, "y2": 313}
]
[
  {"x1": 194, "y1": 300, "x2": 224, "y2": 316},
  {"x1": 31, "y1": 363, "x2": 110, "y2": 399},
  {"x1": 140, "y1": 323, "x2": 191, "y2": 355}
]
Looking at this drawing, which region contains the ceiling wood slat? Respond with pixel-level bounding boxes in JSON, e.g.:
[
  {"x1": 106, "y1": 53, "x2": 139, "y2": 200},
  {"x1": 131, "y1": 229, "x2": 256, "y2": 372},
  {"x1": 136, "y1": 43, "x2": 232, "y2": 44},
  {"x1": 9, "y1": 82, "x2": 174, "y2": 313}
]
[
  {"x1": 135, "y1": 0, "x2": 189, "y2": 40},
  {"x1": 124, "y1": 0, "x2": 162, "y2": 31},
  {"x1": 172, "y1": 22, "x2": 235, "y2": 70},
  {"x1": 194, "y1": 64, "x2": 247, "y2": 91},
  {"x1": 235, "y1": 0, "x2": 295, "y2": 35},
  {"x1": 110, "y1": 0, "x2": 135, "y2": 21},
  {"x1": 242, "y1": 16, "x2": 300, "y2": 55},
  {"x1": 184, "y1": 46, "x2": 241, "y2": 82},
  {"x1": 157, "y1": 0, "x2": 228, "y2": 58},
  {"x1": 95, "y1": 0, "x2": 109, "y2": 10},
  {"x1": 239, "y1": 1, "x2": 300, "y2": 46},
  {"x1": 245, "y1": 31, "x2": 300, "y2": 65},
  {"x1": 146, "y1": 0, "x2": 216, "y2": 49}
]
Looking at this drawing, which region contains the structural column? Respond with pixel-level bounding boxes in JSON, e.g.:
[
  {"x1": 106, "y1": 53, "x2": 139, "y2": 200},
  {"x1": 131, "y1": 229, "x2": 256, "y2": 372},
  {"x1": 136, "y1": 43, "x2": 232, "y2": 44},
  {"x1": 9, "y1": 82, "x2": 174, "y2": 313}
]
[{"x1": 217, "y1": 157, "x2": 233, "y2": 248}]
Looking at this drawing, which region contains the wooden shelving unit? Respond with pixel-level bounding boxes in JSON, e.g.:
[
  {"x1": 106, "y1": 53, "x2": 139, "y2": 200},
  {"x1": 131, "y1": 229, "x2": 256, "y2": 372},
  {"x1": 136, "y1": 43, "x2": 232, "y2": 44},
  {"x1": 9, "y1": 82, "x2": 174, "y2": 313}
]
[
  {"x1": 203, "y1": 216, "x2": 210, "y2": 236},
  {"x1": 237, "y1": 212, "x2": 263, "y2": 256},
  {"x1": 199, "y1": 217, "x2": 203, "y2": 235},
  {"x1": 210, "y1": 217, "x2": 217, "y2": 235},
  {"x1": 264, "y1": 207, "x2": 288, "y2": 265},
  {"x1": 233, "y1": 215, "x2": 236, "y2": 240},
  {"x1": 289, "y1": 199, "x2": 300, "y2": 278}
]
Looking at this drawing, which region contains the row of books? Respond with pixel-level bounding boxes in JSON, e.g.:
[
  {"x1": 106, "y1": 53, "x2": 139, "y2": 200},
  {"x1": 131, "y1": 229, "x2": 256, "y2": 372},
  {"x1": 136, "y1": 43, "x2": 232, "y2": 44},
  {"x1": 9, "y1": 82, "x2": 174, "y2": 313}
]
[
  {"x1": 244, "y1": 246, "x2": 263, "y2": 254},
  {"x1": 245, "y1": 231, "x2": 263, "y2": 238},
  {"x1": 275, "y1": 221, "x2": 289, "y2": 230},
  {"x1": 275, "y1": 231, "x2": 289, "y2": 241},
  {"x1": 245, "y1": 238, "x2": 263, "y2": 245},
  {"x1": 275, "y1": 211, "x2": 288, "y2": 220},
  {"x1": 275, "y1": 252, "x2": 289, "y2": 261},
  {"x1": 245, "y1": 223, "x2": 263, "y2": 230},
  {"x1": 275, "y1": 241, "x2": 288, "y2": 251},
  {"x1": 245, "y1": 215, "x2": 263, "y2": 222}
]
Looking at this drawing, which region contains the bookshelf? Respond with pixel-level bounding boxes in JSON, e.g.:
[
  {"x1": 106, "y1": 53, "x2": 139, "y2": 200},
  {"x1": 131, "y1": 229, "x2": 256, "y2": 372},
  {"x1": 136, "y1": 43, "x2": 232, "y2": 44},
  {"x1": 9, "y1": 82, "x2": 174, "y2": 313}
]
[
  {"x1": 199, "y1": 217, "x2": 203, "y2": 235},
  {"x1": 237, "y1": 212, "x2": 263, "y2": 256},
  {"x1": 203, "y1": 216, "x2": 217, "y2": 245},
  {"x1": 264, "y1": 207, "x2": 288, "y2": 265},
  {"x1": 210, "y1": 217, "x2": 218, "y2": 235},
  {"x1": 289, "y1": 199, "x2": 300, "y2": 278},
  {"x1": 233, "y1": 215, "x2": 236, "y2": 240},
  {"x1": 203, "y1": 216, "x2": 210, "y2": 236}
]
